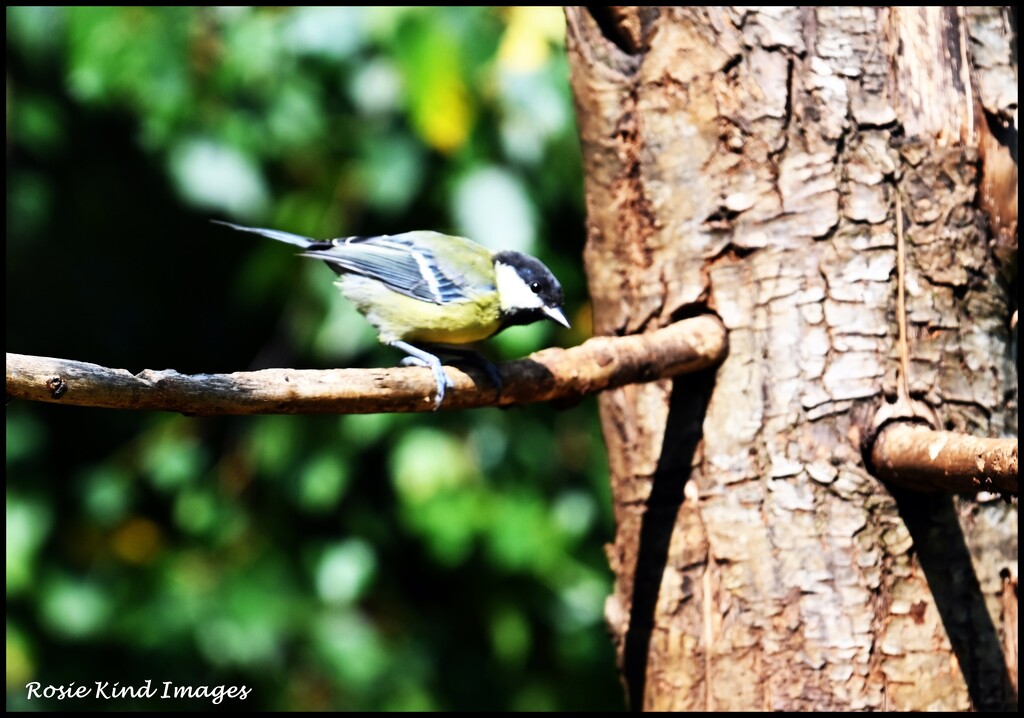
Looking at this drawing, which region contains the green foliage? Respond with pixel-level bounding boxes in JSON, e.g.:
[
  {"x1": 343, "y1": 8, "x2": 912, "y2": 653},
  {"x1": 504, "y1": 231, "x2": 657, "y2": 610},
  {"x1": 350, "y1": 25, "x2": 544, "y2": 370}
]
[{"x1": 6, "y1": 6, "x2": 619, "y2": 711}]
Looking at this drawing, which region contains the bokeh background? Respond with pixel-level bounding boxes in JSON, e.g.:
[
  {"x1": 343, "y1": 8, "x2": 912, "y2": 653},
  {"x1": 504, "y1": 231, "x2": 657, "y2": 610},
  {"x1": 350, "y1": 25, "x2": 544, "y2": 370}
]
[{"x1": 6, "y1": 7, "x2": 622, "y2": 711}]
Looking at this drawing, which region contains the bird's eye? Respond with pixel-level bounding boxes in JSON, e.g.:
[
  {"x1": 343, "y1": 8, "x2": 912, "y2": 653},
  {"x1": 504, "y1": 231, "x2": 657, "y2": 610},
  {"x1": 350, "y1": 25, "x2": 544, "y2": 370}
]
[{"x1": 530, "y1": 282, "x2": 541, "y2": 293}]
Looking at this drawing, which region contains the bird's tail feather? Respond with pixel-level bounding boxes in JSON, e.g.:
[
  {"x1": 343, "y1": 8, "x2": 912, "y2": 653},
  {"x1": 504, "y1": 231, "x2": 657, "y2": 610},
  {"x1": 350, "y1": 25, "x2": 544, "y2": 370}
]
[{"x1": 211, "y1": 220, "x2": 314, "y2": 248}]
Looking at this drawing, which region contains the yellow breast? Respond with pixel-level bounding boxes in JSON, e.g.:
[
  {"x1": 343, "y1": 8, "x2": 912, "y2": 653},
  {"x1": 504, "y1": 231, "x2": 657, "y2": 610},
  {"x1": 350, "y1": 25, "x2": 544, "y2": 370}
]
[{"x1": 337, "y1": 275, "x2": 503, "y2": 345}]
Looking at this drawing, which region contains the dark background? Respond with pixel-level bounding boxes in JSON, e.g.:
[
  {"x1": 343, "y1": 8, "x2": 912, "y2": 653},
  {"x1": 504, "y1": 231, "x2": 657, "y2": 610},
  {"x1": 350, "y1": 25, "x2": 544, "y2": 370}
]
[{"x1": 7, "y1": 7, "x2": 622, "y2": 711}]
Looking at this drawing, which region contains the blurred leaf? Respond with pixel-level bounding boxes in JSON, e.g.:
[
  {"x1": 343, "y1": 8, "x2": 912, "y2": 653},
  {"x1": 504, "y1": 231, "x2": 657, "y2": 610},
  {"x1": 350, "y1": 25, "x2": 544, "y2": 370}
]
[
  {"x1": 111, "y1": 517, "x2": 164, "y2": 565},
  {"x1": 296, "y1": 452, "x2": 349, "y2": 513},
  {"x1": 349, "y1": 59, "x2": 403, "y2": 116},
  {"x1": 489, "y1": 604, "x2": 531, "y2": 666},
  {"x1": 140, "y1": 423, "x2": 208, "y2": 491},
  {"x1": 12, "y1": 94, "x2": 67, "y2": 156},
  {"x1": 511, "y1": 682, "x2": 558, "y2": 712},
  {"x1": 6, "y1": 621, "x2": 35, "y2": 690},
  {"x1": 168, "y1": 137, "x2": 270, "y2": 216},
  {"x1": 468, "y1": 419, "x2": 509, "y2": 471},
  {"x1": 5, "y1": 170, "x2": 52, "y2": 241},
  {"x1": 399, "y1": 490, "x2": 481, "y2": 566},
  {"x1": 39, "y1": 576, "x2": 111, "y2": 639},
  {"x1": 247, "y1": 416, "x2": 301, "y2": 475},
  {"x1": 390, "y1": 427, "x2": 477, "y2": 503},
  {"x1": 314, "y1": 539, "x2": 376, "y2": 605},
  {"x1": 311, "y1": 282, "x2": 379, "y2": 360},
  {"x1": 554, "y1": 570, "x2": 608, "y2": 631},
  {"x1": 484, "y1": 492, "x2": 558, "y2": 572},
  {"x1": 496, "y1": 7, "x2": 565, "y2": 72},
  {"x1": 266, "y1": 80, "x2": 327, "y2": 151},
  {"x1": 195, "y1": 560, "x2": 294, "y2": 669},
  {"x1": 65, "y1": 7, "x2": 191, "y2": 143},
  {"x1": 79, "y1": 466, "x2": 133, "y2": 526},
  {"x1": 391, "y1": 429, "x2": 483, "y2": 564},
  {"x1": 340, "y1": 412, "x2": 399, "y2": 448},
  {"x1": 6, "y1": 6, "x2": 65, "y2": 63},
  {"x1": 357, "y1": 132, "x2": 426, "y2": 214},
  {"x1": 218, "y1": 9, "x2": 288, "y2": 86},
  {"x1": 312, "y1": 611, "x2": 387, "y2": 688},
  {"x1": 551, "y1": 490, "x2": 597, "y2": 541},
  {"x1": 173, "y1": 488, "x2": 220, "y2": 536},
  {"x1": 6, "y1": 494, "x2": 52, "y2": 595},
  {"x1": 395, "y1": 18, "x2": 474, "y2": 153},
  {"x1": 452, "y1": 165, "x2": 536, "y2": 253},
  {"x1": 284, "y1": 6, "x2": 365, "y2": 60},
  {"x1": 5, "y1": 412, "x2": 45, "y2": 465},
  {"x1": 496, "y1": 68, "x2": 570, "y2": 165},
  {"x1": 492, "y1": 320, "x2": 550, "y2": 358},
  {"x1": 196, "y1": 615, "x2": 283, "y2": 670}
]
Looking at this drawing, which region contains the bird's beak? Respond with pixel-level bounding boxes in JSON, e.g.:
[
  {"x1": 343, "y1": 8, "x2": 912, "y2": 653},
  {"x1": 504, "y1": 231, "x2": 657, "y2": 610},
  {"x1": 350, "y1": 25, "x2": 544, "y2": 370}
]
[{"x1": 543, "y1": 306, "x2": 571, "y2": 329}]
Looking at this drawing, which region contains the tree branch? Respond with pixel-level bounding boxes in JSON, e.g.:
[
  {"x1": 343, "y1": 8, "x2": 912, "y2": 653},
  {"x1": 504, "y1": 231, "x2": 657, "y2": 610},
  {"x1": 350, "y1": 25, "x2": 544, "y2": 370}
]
[
  {"x1": 872, "y1": 422, "x2": 1018, "y2": 496},
  {"x1": 6, "y1": 315, "x2": 727, "y2": 415}
]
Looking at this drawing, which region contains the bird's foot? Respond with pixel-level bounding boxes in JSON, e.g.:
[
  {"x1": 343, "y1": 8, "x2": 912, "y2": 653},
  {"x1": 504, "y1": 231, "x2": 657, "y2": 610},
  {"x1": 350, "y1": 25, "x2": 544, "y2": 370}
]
[{"x1": 392, "y1": 341, "x2": 453, "y2": 410}]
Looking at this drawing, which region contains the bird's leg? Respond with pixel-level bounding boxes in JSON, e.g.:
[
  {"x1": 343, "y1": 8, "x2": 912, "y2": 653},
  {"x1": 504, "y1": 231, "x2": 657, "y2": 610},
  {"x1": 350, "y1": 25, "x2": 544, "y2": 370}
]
[{"x1": 390, "y1": 341, "x2": 452, "y2": 410}]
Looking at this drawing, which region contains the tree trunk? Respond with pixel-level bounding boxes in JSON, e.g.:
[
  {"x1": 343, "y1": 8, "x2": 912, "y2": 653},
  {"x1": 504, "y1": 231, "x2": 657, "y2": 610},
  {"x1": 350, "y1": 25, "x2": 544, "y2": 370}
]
[{"x1": 567, "y1": 6, "x2": 1017, "y2": 711}]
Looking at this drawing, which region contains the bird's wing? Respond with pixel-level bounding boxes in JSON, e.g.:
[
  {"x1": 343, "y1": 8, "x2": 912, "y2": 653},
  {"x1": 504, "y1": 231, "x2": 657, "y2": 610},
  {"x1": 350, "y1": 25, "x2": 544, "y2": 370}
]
[{"x1": 300, "y1": 232, "x2": 474, "y2": 305}]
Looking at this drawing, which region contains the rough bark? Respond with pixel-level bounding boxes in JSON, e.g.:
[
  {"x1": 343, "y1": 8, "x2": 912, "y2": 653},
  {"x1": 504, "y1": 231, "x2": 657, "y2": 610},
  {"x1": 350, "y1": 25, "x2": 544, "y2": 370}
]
[{"x1": 567, "y1": 6, "x2": 1017, "y2": 711}]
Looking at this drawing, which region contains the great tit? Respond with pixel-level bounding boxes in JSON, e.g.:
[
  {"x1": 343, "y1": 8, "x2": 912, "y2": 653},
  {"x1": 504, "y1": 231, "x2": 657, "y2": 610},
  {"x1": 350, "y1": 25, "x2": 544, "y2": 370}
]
[{"x1": 215, "y1": 221, "x2": 570, "y2": 408}]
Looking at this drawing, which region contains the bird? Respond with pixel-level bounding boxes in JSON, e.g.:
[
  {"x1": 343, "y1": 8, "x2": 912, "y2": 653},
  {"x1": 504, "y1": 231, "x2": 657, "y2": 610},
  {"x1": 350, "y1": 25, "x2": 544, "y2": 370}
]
[{"x1": 214, "y1": 221, "x2": 570, "y2": 409}]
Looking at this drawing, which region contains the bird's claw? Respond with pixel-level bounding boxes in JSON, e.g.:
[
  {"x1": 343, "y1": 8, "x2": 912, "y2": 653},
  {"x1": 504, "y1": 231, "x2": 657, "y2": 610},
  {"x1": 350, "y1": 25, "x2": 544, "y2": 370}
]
[
  {"x1": 397, "y1": 348, "x2": 451, "y2": 410},
  {"x1": 429, "y1": 364, "x2": 454, "y2": 411}
]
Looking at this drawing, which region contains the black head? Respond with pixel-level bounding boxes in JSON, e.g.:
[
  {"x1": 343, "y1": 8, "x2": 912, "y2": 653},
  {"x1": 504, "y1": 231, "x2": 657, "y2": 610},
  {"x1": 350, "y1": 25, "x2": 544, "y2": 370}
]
[{"x1": 492, "y1": 250, "x2": 569, "y2": 329}]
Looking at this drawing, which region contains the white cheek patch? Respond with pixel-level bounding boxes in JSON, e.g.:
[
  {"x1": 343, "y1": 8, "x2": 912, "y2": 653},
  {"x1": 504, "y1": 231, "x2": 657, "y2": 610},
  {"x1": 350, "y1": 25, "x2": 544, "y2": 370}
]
[{"x1": 494, "y1": 261, "x2": 545, "y2": 312}]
